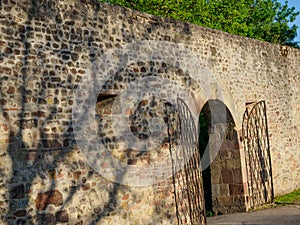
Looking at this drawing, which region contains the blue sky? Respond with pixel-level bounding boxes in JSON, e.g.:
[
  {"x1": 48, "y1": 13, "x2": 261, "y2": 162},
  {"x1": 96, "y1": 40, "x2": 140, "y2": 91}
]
[{"x1": 278, "y1": 0, "x2": 300, "y2": 43}]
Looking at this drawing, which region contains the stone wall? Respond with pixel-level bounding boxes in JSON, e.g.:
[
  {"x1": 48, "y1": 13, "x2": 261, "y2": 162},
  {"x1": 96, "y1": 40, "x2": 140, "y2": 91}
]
[{"x1": 0, "y1": 0, "x2": 300, "y2": 224}]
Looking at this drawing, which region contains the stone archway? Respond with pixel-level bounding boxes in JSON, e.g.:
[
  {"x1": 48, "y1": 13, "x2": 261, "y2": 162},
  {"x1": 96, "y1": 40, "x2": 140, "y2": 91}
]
[
  {"x1": 199, "y1": 100, "x2": 246, "y2": 215},
  {"x1": 74, "y1": 40, "x2": 246, "y2": 223}
]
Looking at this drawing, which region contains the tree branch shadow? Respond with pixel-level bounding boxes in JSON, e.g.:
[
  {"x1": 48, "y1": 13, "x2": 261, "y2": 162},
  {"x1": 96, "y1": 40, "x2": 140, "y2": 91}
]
[{"x1": 0, "y1": 1, "x2": 129, "y2": 224}]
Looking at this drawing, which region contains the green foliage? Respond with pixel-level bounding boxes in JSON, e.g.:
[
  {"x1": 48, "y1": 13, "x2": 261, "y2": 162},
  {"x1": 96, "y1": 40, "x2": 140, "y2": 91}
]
[
  {"x1": 275, "y1": 188, "x2": 300, "y2": 204},
  {"x1": 99, "y1": 0, "x2": 299, "y2": 48},
  {"x1": 205, "y1": 210, "x2": 214, "y2": 217}
]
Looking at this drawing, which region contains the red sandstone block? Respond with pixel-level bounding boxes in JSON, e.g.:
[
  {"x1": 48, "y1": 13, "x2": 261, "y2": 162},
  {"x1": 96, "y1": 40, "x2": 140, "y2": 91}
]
[{"x1": 35, "y1": 190, "x2": 63, "y2": 211}]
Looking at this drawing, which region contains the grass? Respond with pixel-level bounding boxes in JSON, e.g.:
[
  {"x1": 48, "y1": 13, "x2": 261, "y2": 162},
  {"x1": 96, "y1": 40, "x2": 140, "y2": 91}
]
[
  {"x1": 275, "y1": 188, "x2": 300, "y2": 205},
  {"x1": 205, "y1": 210, "x2": 214, "y2": 217}
]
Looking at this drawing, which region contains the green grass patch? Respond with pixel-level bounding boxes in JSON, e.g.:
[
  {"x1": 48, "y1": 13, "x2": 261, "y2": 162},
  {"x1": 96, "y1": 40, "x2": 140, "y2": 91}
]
[
  {"x1": 275, "y1": 188, "x2": 300, "y2": 204},
  {"x1": 205, "y1": 210, "x2": 214, "y2": 217}
]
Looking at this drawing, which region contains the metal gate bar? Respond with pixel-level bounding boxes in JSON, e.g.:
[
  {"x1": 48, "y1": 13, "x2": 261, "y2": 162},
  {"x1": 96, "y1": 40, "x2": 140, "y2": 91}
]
[
  {"x1": 242, "y1": 101, "x2": 274, "y2": 209},
  {"x1": 168, "y1": 98, "x2": 206, "y2": 225}
]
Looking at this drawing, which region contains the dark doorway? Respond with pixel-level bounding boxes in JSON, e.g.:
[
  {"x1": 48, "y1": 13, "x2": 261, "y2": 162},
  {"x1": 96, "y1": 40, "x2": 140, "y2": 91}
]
[
  {"x1": 198, "y1": 111, "x2": 212, "y2": 215},
  {"x1": 199, "y1": 100, "x2": 246, "y2": 215}
]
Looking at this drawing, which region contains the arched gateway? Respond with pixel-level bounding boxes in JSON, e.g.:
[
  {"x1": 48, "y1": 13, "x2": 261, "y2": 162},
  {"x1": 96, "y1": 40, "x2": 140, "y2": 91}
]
[{"x1": 75, "y1": 40, "x2": 250, "y2": 224}]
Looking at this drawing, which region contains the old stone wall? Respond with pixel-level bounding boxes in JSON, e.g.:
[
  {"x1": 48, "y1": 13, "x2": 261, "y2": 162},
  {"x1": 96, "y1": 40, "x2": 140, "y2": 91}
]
[{"x1": 0, "y1": 0, "x2": 299, "y2": 224}]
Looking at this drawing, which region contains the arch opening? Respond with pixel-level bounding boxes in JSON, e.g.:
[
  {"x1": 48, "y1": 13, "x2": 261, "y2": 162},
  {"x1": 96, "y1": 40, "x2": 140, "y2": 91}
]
[{"x1": 199, "y1": 100, "x2": 246, "y2": 215}]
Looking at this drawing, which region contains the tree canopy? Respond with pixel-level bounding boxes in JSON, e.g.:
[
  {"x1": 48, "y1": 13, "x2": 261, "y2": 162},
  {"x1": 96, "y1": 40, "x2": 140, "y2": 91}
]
[{"x1": 99, "y1": 0, "x2": 300, "y2": 48}]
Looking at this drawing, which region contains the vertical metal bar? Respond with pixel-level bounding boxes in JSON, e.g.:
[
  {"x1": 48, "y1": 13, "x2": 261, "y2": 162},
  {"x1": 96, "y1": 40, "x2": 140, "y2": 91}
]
[
  {"x1": 263, "y1": 101, "x2": 274, "y2": 203},
  {"x1": 178, "y1": 101, "x2": 194, "y2": 224},
  {"x1": 246, "y1": 109, "x2": 255, "y2": 208},
  {"x1": 242, "y1": 109, "x2": 252, "y2": 208},
  {"x1": 168, "y1": 107, "x2": 180, "y2": 225}
]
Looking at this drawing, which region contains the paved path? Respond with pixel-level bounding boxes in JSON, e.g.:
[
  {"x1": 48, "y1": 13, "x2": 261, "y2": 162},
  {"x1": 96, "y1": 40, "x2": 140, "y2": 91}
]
[{"x1": 207, "y1": 205, "x2": 300, "y2": 225}]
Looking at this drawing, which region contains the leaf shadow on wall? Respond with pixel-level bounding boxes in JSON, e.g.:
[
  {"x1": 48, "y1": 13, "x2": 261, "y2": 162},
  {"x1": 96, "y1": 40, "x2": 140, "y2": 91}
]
[
  {"x1": 1, "y1": 0, "x2": 197, "y2": 224},
  {"x1": 0, "y1": 1, "x2": 127, "y2": 224}
]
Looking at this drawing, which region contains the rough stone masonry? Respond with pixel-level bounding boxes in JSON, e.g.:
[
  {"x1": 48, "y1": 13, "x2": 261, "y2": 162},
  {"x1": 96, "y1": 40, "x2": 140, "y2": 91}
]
[{"x1": 0, "y1": 0, "x2": 299, "y2": 224}]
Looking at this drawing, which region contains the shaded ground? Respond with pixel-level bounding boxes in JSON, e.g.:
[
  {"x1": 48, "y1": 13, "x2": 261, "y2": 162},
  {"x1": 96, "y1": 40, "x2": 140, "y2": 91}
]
[{"x1": 207, "y1": 205, "x2": 300, "y2": 225}]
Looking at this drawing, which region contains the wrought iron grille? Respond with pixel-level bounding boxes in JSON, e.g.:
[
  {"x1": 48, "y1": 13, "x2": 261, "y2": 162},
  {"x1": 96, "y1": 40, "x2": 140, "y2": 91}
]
[
  {"x1": 242, "y1": 101, "x2": 274, "y2": 209},
  {"x1": 168, "y1": 98, "x2": 206, "y2": 225}
]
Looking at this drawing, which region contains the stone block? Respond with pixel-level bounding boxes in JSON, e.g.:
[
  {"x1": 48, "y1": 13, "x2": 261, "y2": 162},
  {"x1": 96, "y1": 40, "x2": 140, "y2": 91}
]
[
  {"x1": 221, "y1": 169, "x2": 233, "y2": 184},
  {"x1": 35, "y1": 190, "x2": 63, "y2": 211},
  {"x1": 55, "y1": 210, "x2": 69, "y2": 223},
  {"x1": 11, "y1": 184, "x2": 25, "y2": 199},
  {"x1": 211, "y1": 184, "x2": 220, "y2": 197},
  {"x1": 14, "y1": 210, "x2": 26, "y2": 217},
  {"x1": 38, "y1": 213, "x2": 55, "y2": 225},
  {"x1": 219, "y1": 184, "x2": 230, "y2": 197},
  {"x1": 232, "y1": 169, "x2": 243, "y2": 184},
  {"x1": 229, "y1": 184, "x2": 244, "y2": 195}
]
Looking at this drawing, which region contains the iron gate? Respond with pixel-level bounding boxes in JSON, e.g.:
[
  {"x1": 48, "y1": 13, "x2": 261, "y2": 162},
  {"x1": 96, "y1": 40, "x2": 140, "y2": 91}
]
[
  {"x1": 168, "y1": 98, "x2": 206, "y2": 225},
  {"x1": 242, "y1": 101, "x2": 274, "y2": 209}
]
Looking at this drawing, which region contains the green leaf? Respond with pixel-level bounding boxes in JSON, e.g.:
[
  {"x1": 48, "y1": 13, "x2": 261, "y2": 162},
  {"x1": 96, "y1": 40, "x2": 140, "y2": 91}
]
[{"x1": 98, "y1": 0, "x2": 300, "y2": 48}]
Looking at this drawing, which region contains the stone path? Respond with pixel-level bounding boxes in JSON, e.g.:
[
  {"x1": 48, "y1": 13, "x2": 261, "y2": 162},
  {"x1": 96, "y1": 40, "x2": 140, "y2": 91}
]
[{"x1": 207, "y1": 205, "x2": 300, "y2": 225}]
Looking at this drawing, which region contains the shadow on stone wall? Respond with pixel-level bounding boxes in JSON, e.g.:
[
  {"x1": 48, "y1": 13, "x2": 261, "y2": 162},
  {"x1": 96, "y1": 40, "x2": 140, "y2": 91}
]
[
  {"x1": 1, "y1": 1, "x2": 127, "y2": 224},
  {"x1": 0, "y1": 0, "x2": 198, "y2": 224}
]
